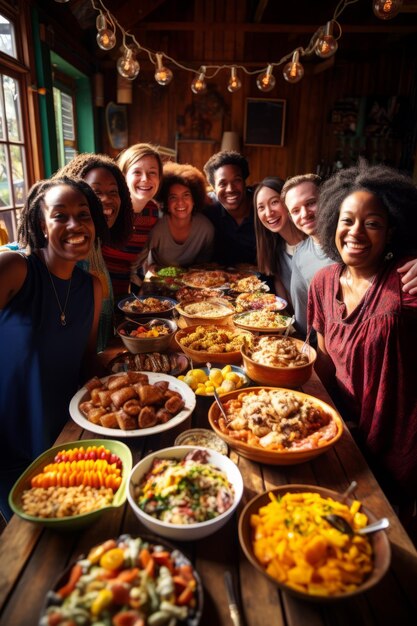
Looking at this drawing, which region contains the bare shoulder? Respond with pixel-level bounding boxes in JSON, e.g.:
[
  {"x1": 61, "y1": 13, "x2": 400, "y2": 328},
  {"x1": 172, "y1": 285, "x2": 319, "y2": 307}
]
[{"x1": 0, "y1": 251, "x2": 29, "y2": 308}]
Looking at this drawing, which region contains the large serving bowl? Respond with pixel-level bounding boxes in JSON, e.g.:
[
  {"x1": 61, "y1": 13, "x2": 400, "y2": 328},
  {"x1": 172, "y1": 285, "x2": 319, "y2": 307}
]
[
  {"x1": 208, "y1": 386, "x2": 344, "y2": 465},
  {"x1": 9, "y1": 439, "x2": 132, "y2": 530},
  {"x1": 116, "y1": 317, "x2": 177, "y2": 354},
  {"x1": 241, "y1": 336, "x2": 317, "y2": 388},
  {"x1": 127, "y1": 446, "x2": 243, "y2": 541},
  {"x1": 175, "y1": 324, "x2": 253, "y2": 365},
  {"x1": 39, "y1": 533, "x2": 203, "y2": 626},
  {"x1": 118, "y1": 294, "x2": 178, "y2": 318},
  {"x1": 238, "y1": 484, "x2": 391, "y2": 602},
  {"x1": 175, "y1": 297, "x2": 235, "y2": 326}
]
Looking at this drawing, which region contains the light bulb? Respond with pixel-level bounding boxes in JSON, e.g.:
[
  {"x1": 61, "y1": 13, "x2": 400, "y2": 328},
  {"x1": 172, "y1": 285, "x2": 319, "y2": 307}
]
[
  {"x1": 315, "y1": 22, "x2": 338, "y2": 58},
  {"x1": 154, "y1": 53, "x2": 173, "y2": 86},
  {"x1": 373, "y1": 0, "x2": 403, "y2": 20},
  {"x1": 96, "y1": 13, "x2": 107, "y2": 32},
  {"x1": 256, "y1": 64, "x2": 276, "y2": 92},
  {"x1": 96, "y1": 29, "x2": 116, "y2": 51},
  {"x1": 117, "y1": 49, "x2": 140, "y2": 80},
  {"x1": 283, "y1": 51, "x2": 304, "y2": 84},
  {"x1": 227, "y1": 67, "x2": 242, "y2": 93},
  {"x1": 54, "y1": 0, "x2": 70, "y2": 3},
  {"x1": 191, "y1": 67, "x2": 207, "y2": 94}
]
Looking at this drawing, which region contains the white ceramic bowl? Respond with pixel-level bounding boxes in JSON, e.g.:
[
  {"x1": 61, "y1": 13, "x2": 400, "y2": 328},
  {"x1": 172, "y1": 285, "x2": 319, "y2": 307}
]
[{"x1": 127, "y1": 446, "x2": 243, "y2": 541}]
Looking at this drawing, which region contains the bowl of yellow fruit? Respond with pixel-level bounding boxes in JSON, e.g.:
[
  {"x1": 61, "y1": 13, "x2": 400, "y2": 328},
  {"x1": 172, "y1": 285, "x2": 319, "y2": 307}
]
[{"x1": 178, "y1": 364, "x2": 251, "y2": 400}]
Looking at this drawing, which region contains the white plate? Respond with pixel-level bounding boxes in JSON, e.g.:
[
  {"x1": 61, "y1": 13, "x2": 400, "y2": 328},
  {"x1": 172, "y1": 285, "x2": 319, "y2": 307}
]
[{"x1": 69, "y1": 373, "x2": 196, "y2": 438}]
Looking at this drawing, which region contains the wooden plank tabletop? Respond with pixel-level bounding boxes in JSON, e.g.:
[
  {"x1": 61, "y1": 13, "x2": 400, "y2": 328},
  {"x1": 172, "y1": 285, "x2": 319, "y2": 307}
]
[{"x1": 1, "y1": 364, "x2": 416, "y2": 626}]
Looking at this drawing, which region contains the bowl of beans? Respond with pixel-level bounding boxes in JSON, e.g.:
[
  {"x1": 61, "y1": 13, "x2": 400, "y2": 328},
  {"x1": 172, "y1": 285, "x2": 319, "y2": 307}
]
[
  {"x1": 8, "y1": 439, "x2": 132, "y2": 529},
  {"x1": 116, "y1": 318, "x2": 177, "y2": 354}
]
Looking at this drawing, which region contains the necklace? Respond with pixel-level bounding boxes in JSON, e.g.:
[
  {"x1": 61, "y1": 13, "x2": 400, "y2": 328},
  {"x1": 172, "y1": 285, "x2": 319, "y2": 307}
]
[{"x1": 43, "y1": 254, "x2": 72, "y2": 326}]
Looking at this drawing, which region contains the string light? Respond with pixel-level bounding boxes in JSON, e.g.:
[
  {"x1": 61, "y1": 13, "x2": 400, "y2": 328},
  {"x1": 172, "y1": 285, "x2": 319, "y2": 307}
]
[
  {"x1": 372, "y1": 0, "x2": 403, "y2": 20},
  {"x1": 315, "y1": 21, "x2": 339, "y2": 58},
  {"x1": 282, "y1": 51, "x2": 304, "y2": 83},
  {"x1": 227, "y1": 67, "x2": 242, "y2": 93},
  {"x1": 60, "y1": 0, "x2": 397, "y2": 93},
  {"x1": 191, "y1": 66, "x2": 207, "y2": 94},
  {"x1": 154, "y1": 53, "x2": 173, "y2": 86},
  {"x1": 256, "y1": 64, "x2": 276, "y2": 92},
  {"x1": 96, "y1": 13, "x2": 116, "y2": 51}
]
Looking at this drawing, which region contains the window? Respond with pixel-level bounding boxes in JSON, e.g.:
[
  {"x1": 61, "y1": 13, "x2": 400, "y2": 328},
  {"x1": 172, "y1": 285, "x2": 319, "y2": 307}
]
[
  {"x1": 53, "y1": 85, "x2": 77, "y2": 168},
  {"x1": 0, "y1": 10, "x2": 28, "y2": 243}
]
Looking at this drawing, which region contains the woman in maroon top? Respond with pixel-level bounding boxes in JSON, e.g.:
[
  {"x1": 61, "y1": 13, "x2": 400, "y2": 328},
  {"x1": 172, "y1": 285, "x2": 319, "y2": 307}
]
[
  {"x1": 101, "y1": 143, "x2": 163, "y2": 297},
  {"x1": 308, "y1": 161, "x2": 417, "y2": 524}
]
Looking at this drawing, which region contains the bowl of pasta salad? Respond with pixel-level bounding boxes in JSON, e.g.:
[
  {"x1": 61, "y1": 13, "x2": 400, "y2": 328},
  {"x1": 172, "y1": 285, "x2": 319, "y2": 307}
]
[
  {"x1": 127, "y1": 446, "x2": 243, "y2": 540},
  {"x1": 238, "y1": 484, "x2": 391, "y2": 601}
]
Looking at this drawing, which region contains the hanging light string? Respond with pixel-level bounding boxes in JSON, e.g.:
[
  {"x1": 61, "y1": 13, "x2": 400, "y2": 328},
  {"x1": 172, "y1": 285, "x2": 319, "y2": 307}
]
[{"x1": 87, "y1": 0, "x2": 372, "y2": 91}]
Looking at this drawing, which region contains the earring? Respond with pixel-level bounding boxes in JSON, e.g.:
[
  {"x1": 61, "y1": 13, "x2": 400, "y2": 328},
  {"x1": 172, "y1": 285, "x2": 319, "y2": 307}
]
[{"x1": 385, "y1": 251, "x2": 393, "y2": 261}]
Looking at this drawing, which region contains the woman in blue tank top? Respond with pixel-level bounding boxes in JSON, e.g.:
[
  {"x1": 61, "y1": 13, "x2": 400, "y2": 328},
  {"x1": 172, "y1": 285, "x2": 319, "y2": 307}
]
[{"x1": 0, "y1": 176, "x2": 107, "y2": 519}]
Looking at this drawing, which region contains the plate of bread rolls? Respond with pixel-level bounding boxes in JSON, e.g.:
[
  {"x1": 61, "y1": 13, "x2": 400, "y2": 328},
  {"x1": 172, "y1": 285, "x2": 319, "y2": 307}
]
[{"x1": 69, "y1": 372, "x2": 196, "y2": 437}]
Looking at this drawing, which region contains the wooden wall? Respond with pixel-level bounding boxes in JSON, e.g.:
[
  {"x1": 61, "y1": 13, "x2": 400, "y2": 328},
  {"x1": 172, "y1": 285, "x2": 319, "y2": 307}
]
[{"x1": 100, "y1": 26, "x2": 416, "y2": 184}]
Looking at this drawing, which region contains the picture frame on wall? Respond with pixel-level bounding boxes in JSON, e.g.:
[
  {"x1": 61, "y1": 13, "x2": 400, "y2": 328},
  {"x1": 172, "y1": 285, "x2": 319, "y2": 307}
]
[
  {"x1": 244, "y1": 98, "x2": 286, "y2": 147},
  {"x1": 106, "y1": 102, "x2": 128, "y2": 149}
]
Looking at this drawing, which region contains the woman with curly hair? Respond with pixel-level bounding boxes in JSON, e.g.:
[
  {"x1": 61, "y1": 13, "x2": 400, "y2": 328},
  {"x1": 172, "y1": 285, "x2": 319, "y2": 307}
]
[
  {"x1": 307, "y1": 160, "x2": 417, "y2": 519},
  {"x1": 56, "y1": 153, "x2": 133, "y2": 351},
  {"x1": 0, "y1": 177, "x2": 107, "y2": 518},
  {"x1": 141, "y1": 161, "x2": 214, "y2": 270}
]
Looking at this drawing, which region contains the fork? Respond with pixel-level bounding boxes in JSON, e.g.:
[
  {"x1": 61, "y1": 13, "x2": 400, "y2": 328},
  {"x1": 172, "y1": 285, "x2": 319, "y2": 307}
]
[
  {"x1": 300, "y1": 329, "x2": 311, "y2": 355},
  {"x1": 206, "y1": 362, "x2": 229, "y2": 422},
  {"x1": 283, "y1": 314, "x2": 295, "y2": 337}
]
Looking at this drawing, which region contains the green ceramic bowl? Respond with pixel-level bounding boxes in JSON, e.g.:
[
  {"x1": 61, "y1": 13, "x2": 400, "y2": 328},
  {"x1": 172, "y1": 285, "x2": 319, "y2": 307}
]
[{"x1": 8, "y1": 439, "x2": 132, "y2": 530}]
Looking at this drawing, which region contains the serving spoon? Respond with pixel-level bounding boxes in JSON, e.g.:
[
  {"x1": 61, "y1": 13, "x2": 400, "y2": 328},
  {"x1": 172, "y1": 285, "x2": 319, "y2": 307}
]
[
  {"x1": 206, "y1": 362, "x2": 229, "y2": 422},
  {"x1": 323, "y1": 514, "x2": 389, "y2": 535}
]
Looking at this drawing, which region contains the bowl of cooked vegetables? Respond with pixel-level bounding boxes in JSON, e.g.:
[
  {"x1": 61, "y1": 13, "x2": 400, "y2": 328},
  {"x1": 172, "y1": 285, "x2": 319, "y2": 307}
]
[
  {"x1": 116, "y1": 317, "x2": 177, "y2": 354},
  {"x1": 241, "y1": 335, "x2": 317, "y2": 388},
  {"x1": 8, "y1": 439, "x2": 132, "y2": 530},
  {"x1": 39, "y1": 533, "x2": 203, "y2": 625},
  {"x1": 175, "y1": 324, "x2": 253, "y2": 365},
  {"x1": 118, "y1": 294, "x2": 178, "y2": 318},
  {"x1": 238, "y1": 484, "x2": 391, "y2": 601},
  {"x1": 127, "y1": 446, "x2": 243, "y2": 540},
  {"x1": 208, "y1": 386, "x2": 343, "y2": 465}
]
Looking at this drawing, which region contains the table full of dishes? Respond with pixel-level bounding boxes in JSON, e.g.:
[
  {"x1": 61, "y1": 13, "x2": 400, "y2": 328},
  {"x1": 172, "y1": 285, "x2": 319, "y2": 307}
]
[{"x1": 0, "y1": 266, "x2": 416, "y2": 626}]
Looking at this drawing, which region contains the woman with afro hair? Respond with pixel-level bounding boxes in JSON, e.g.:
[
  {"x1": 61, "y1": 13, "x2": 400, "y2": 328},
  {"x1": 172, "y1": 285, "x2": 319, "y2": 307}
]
[
  {"x1": 308, "y1": 160, "x2": 417, "y2": 527},
  {"x1": 140, "y1": 161, "x2": 214, "y2": 271}
]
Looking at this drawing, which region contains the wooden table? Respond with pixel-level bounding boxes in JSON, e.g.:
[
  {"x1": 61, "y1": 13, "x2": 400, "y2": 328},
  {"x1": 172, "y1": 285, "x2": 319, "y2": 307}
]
[{"x1": 1, "y1": 360, "x2": 416, "y2": 625}]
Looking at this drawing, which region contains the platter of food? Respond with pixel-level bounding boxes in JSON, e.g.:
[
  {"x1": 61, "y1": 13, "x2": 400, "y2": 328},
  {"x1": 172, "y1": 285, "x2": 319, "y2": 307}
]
[
  {"x1": 238, "y1": 484, "x2": 391, "y2": 601},
  {"x1": 39, "y1": 533, "x2": 203, "y2": 625},
  {"x1": 69, "y1": 372, "x2": 196, "y2": 438},
  {"x1": 118, "y1": 294, "x2": 178, "y2": 317},
  {"x1": 234, "y1": 293, "x2": 287, "y2": 313},
  {"x1": 208, "y1": 386, "x2": 343, "y2": 464},
  {"x1": 181, "y1": 269, "x2": 229, "y2": 289},
  {"x1": 175, "y1": 297, "x2": 235, "y2": 326},
  {"x1": 228, "y1": 275, "x2": 269, "y2": 294},
  {"x1": 175, "y1": 324, "x2": 253, "y2": 364},
  {"x1": 9, "y1": 439, "x2": 132, "y2": 529},
  {"x1": 107, "y1": 350, "x2": 190, "y2": 376},
  {"x1": 176, "y1": 286, "x2": 232, "y2": 303},
  {"x1": 233, "y1": 310, "x2": 293, "y2": 333}
]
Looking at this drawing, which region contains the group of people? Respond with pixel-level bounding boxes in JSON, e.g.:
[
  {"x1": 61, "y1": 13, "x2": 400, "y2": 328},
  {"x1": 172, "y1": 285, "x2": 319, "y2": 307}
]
[{"x1": 1, "y1": 143, "x2": 417, "y2": 537}]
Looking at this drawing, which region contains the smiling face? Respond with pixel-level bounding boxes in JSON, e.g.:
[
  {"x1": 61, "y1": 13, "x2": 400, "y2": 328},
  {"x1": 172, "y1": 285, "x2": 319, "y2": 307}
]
[
  {"x1": 285, "y1": 181, "x2": 319, "y2": 237},
  {"x1": 83, "y1": 167, "x2": 121, "y2": 229},
  {"x1": 167, "y1": 183, "x2": 194, "y2": 221},
  {"x1": 125, "y1": 155, "x2": 161, "y2": 212},
  {"x1": 336, "y1": 190, "x2": 390, "y2": 273},
  {"x1": 256, "y1": 185, "x2": 290, "y2": 234},
  {"x1": 41, "y1": 184, "x2": 95, "y2": 262},
  {"x1": 213, "y1": 164, "x2": 246, "y2": 214}
]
